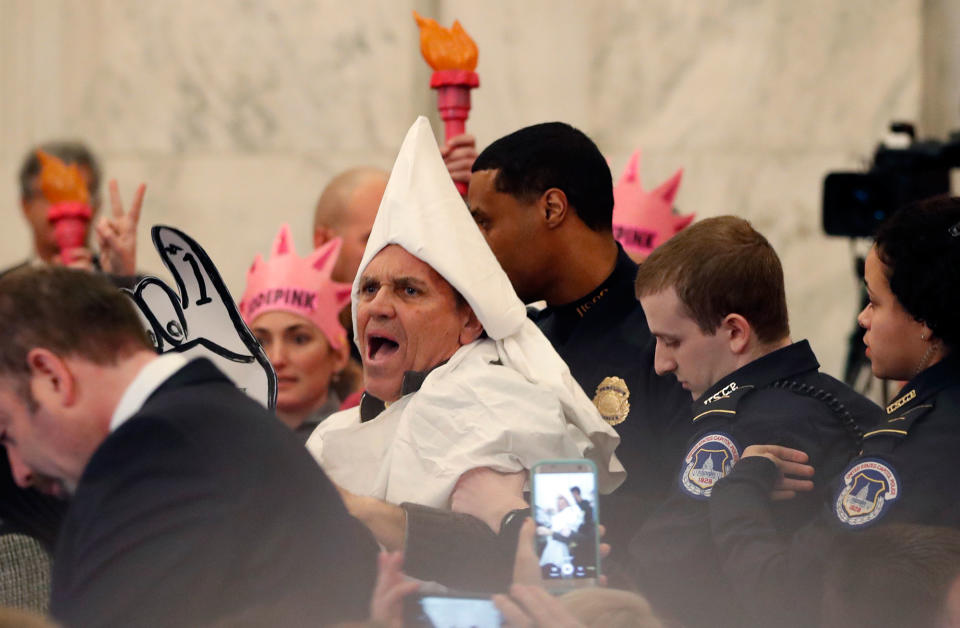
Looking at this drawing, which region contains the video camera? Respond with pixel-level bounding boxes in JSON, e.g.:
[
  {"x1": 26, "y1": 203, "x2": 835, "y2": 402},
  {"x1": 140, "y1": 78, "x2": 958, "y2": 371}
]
[{"x1": 822, "y1": 122, "x2": 960, "y2": 237}]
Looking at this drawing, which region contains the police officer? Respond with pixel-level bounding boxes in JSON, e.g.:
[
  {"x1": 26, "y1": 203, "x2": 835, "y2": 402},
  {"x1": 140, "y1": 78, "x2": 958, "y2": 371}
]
[
  {"x1": 709, "y1": 197, "x2": 960, "y2": 627},
  {"x1": 628, "y1": 216, "x2": 879, "y2": 628},
  {"x1": 465, "y1": 122, "x2": 694, "y2": 547}
]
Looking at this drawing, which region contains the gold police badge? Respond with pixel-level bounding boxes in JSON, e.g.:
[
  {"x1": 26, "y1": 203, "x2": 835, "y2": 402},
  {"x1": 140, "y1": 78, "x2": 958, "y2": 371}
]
[{"x1": 593, "y1": 376, "x2": 630, "y2": 426}]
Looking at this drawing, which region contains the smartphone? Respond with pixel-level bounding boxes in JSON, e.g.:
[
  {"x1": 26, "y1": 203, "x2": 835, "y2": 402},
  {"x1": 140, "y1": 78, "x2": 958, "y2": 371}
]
[
  {"x1": 403, "y1": 592, "x2": 504, "y2": 627},
  {"x1": 530, "y1": 459, "x2": 600, "y2": 589}
]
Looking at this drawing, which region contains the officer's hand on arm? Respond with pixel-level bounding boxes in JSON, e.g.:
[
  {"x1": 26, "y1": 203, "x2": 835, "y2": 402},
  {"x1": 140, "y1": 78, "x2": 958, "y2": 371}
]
[
  {"x1": 742, "y1": 445, "x2": 815, "y2": 500},
  {"x1": 440, "y1": 133, "x2": 477, "y2": 190},
  {"x1": 334, "y1": 482, "x2": 407, "y2": 551},
  {"x1": 368, "y1": 551, "x2": 419, "y2": 628},
  {"x1": 450, "y1": 466, "x2": 527, "y2": 533},
  {"x1": 96, "y1": 180, "x2": 146, "y2": 276}
]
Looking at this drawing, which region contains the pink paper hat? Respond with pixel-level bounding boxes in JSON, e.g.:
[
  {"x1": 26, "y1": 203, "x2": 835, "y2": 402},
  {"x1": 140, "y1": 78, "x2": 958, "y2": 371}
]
[
  {"x1": 240, "y1": 224, "x2": 352, "y2": 350},
  {"x1": 612, "y1": 150, "x2": 694, "y2": 257}
]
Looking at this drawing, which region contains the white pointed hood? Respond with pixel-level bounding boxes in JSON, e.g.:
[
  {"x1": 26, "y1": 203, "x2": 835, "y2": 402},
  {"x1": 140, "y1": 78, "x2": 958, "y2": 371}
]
[
  {"x1": 351, "y1": 116, "x2": 625, "y2": 494},
  {"x1": 352, "y1": 116, "x2": 526, "y2": 341}
]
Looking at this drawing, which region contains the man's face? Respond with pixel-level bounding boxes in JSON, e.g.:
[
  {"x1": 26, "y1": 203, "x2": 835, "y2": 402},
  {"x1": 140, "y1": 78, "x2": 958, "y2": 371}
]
[
  {"x1": 467, "y1": 169, "x2": 547, "y2": 303},
  {"x1": 0, "y1": 381, "x2": 81, "y2": 497},
  {"x1": 21, "y1": 167, "x2": 98, "y2": 260},
  {"x1": 356, "y1": 245, "x2": 477, "y2": 402},
  {"x1": 640, "y1": 287, "x2": 737, "y2": 400},
  {"x1": 22, "y1": 189, "x2": 59, "y2": 257},
  {"x1": 331, "y1": 179, "x2": 387, "y2": 284}
]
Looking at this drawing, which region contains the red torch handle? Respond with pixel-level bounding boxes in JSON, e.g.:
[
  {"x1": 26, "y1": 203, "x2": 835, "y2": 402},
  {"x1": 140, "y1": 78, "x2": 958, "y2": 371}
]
[
  {"x1": 48, "y1": 201, "x2": 92, "y2": 265},
  {"x1": 431, "y1": 70, "x2": 479, "y2": 196}
]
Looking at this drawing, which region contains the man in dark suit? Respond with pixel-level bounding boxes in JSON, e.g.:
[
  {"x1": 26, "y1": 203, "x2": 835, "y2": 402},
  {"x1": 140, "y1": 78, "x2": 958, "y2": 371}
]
[{"x1": 0, "y1": 267, "x2": 378, "y2": 627}]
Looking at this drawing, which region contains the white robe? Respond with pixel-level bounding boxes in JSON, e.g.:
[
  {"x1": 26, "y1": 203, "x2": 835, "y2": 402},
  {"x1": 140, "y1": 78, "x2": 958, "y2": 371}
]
[{"x1": 307, "y1": 338, "x2": 621, "y2": 508}]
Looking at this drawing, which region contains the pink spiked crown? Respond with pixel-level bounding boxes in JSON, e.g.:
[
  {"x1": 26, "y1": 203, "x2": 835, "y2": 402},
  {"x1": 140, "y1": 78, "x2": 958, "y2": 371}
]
[
  {"x1": 240, "y1": 224, "x2": 352, "y2": 350},
  {"x1": 612, "y1": 150, "x2": 694, "y2": 257}
]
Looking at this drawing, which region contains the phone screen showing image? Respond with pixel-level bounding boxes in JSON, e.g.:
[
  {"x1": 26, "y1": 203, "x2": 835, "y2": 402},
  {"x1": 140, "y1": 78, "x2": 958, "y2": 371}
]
[
  {"x1": 531, "y1": 461, "x2": 599, "y2": 582},
  {"x1": 403, "y1": 594, "x2": 504, "y2": 628}
]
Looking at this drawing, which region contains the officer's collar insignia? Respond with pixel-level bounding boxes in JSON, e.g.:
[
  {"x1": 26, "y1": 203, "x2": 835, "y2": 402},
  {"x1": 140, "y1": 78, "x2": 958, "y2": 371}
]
[
  {"x1": 575, "y1": 287, "x2": 610, "y2": 318},
  {"x1": 703, "y1": 381, "x2": 751, "y2": 405},
  {"x1": 679, "y1": 432, "x2": 740, "y2": 500},
  {"x1": 834, "y1": 458, "x2": 900, "y2": 528},
  {"x1": 691, "y1": 382, "x2": 754, "y2": 423},
  {"x1": 886, "y1": 389, "x2": 916, "y2": 415},
  {"x1": 593, "y1": 376, "x2": 630, "y2": 426},
  {"x1": 863, "y1": 402, "x2": 932, "y2": 439}
]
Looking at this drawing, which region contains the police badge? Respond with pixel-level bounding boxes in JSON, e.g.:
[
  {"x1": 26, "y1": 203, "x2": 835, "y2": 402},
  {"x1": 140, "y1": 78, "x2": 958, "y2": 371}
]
[
  {"x1": 834, "y1": 457, "x2": 900, "y2": 528},
  {"x1": 679, "y1": 432, "x2": 740, "y2": 499},
  {"x1": 593, "y1": 376, "x2": 630, "y2": 426}
]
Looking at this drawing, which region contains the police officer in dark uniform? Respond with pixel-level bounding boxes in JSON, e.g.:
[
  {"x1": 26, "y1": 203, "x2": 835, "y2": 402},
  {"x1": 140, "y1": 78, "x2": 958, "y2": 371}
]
[
  {"x1": 468, "y1": 123, "x2": 693, "y2": 551},
  {"x1": 708, "y1": 197, "x2": 960, "y2": 627},
  {"x1": 627, "y1": 216, "x2": 879, "y2": 628},
  {"x1": 524, "y1": 243, "x2": 693, "y2": 550}
]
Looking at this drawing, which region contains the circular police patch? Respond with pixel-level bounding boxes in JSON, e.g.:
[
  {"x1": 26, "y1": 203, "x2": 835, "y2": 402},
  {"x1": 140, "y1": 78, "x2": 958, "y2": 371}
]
[
  {"x1": 834, "y1": 457, "x2": 900, "y2": 528},
  {"x1": 679, "y1": 432, "x2": 740, "y2": 499}
]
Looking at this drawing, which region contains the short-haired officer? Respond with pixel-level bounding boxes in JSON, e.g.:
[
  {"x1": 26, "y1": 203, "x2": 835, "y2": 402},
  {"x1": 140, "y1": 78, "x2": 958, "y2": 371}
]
[{"x1": 629, "y1": 215, "x2": 879, "y2": 628}]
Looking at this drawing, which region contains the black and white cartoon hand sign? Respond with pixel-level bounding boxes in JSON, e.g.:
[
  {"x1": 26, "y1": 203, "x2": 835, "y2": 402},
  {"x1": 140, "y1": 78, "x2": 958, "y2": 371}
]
[{"x1": 124, "y1": 226, "x2": 277, "y2": 409}]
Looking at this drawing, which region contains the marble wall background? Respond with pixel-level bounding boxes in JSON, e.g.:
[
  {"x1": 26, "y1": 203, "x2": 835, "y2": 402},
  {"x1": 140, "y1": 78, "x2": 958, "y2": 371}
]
[{"x1": 1, "y1": 0, "x2": 951, "y2": 379}]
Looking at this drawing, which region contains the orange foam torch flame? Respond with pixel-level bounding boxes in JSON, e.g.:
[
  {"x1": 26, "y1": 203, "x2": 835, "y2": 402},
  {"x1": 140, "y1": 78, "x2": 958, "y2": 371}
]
[
  {"x1": 413, "y1": 11, "x2": 478, "y2": 72},
  {"x1": 36, "y1": 150, "x2": 90, "y2": 206}
]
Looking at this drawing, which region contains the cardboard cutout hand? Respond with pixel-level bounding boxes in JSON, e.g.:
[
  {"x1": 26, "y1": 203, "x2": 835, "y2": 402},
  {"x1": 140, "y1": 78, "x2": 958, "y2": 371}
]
[{"x1": 124, "y1": 226, "x2": 277, "y2": 409}]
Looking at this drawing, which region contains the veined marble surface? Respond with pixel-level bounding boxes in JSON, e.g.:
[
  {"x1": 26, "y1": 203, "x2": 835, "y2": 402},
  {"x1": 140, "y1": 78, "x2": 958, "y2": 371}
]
[{"x1": 0, "y1": 0, "x2": 929, "y2": 377}]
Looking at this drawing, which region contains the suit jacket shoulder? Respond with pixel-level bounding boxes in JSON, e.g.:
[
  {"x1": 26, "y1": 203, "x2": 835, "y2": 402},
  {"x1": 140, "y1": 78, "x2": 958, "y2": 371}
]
[{"x1": 52, "y1": 359, "x2": 377, "y2": 628}]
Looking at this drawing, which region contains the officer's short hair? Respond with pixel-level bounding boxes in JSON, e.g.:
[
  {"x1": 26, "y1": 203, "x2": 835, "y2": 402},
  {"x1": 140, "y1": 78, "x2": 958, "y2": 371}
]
[
  {"x1": 821, "y1": 524, "x2": 960, "y2": 628},
  {"x1": 18, "y1": 141, "x2": 102, "y2": 208},
  {"x1": 0, "y1": 267, "x2": 151, "y2": 406},
  {"x1": 471, "y1": 122, "x2": 614, "y2": 232},
  {"x1": 634, "y1": 215, "x2": 789, "y2": 343},
  {"x1": 874, "y1": 196, "x2": 960, "y2": 350}
]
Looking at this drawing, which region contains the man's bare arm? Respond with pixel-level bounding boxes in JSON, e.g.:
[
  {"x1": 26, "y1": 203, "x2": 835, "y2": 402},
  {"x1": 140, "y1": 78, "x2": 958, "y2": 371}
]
[{"x1": 335, "y1": 484, "x2": 406, "y2": 551}]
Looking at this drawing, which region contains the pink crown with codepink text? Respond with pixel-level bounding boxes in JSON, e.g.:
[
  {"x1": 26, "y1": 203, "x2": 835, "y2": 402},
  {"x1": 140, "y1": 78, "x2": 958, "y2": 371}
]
[{"x1": 240, "y1": 225, "x2": 352, "y2": 350}]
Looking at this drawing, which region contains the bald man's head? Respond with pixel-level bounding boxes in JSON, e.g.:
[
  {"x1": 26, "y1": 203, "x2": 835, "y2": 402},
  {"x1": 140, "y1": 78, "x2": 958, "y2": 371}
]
[{"x1": 313, "y1": 167, "x2": 389, "y2": 283}]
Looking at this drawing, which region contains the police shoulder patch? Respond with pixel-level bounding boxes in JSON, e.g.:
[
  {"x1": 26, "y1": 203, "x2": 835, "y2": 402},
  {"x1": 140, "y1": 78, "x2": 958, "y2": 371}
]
[
  {"x1": 834, "y1": 457, "x2": 901, "y2": 528},
  {"x1": 679, "y1": 432, "x2": 740, "y2": 499}
]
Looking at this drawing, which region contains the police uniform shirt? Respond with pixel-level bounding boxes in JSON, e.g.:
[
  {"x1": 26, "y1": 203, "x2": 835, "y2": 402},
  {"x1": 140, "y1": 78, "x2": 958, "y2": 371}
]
[
  {"x1": 530, "y1": 245, "x2": 692, "y2": 535},
  {"x1": 832, "y1": 353, "x2": 960, "y2": 529},
  {"x1": 704, "y1": 354, "x2": 960, "y2": 628},
  {"x1": 630, "y1": 340, "x2": 879, "y2": 628}
]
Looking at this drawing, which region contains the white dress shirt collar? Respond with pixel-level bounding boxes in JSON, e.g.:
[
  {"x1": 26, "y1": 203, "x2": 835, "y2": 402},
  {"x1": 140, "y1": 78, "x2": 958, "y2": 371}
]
[{"x1": 110, "y1": 353, "x2": 191, "y2": 432}]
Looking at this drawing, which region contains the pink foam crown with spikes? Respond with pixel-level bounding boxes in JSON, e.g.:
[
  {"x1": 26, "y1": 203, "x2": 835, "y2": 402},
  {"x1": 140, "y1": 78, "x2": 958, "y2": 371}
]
[
  {"x1": 612, "y1": 150, "x2": 694, "y2": 257},
  {"x1": 240, "y1": 224, "x2": 352, "y2": 350}
]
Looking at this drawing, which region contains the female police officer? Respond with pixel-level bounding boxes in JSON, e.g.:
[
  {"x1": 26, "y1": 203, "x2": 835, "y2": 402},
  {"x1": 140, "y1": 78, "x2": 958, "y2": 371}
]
[{"x1": 706, "y1": 196, "x2": 960, "y2": 627}]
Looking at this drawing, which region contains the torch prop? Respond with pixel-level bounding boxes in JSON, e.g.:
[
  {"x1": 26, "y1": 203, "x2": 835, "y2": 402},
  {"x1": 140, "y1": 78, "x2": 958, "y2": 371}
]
[
  {"x1": 414, "y1": 12, "x2": 479, "y2": 196},
  {"x1": 36, "y1": 150, "x2": 93, "y2": 265},
  {"x1": 48, "y1": 201, "x2": 93, "y2": 265}
]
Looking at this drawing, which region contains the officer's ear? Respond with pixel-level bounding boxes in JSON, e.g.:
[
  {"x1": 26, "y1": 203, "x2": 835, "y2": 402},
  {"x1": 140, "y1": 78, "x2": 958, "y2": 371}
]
[
  {"x1": 540, "y1": 188, "x2": 569, "y2": 230},
  {"x1": 719, "y1": 313, "x2": 752, "y2": 356}
]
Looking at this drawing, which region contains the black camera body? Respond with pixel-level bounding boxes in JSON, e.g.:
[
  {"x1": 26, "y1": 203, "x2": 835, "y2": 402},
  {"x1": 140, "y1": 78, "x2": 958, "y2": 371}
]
[{"x1": 822, "y1": 124, "x2": 960, "y2": 237}]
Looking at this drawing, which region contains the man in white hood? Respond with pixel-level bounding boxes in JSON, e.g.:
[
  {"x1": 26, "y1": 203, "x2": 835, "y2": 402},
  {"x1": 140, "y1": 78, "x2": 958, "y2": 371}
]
[{"x1": 306, "y1": 117, "x2": 623, "y2": 525}]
